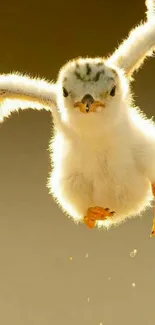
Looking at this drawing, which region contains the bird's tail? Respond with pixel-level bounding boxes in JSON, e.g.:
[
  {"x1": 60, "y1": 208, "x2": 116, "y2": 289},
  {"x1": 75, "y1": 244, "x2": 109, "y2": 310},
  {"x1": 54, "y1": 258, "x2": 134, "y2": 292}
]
[{"x1": 0, "y1": 73, "x2": 57, "y2": 122}]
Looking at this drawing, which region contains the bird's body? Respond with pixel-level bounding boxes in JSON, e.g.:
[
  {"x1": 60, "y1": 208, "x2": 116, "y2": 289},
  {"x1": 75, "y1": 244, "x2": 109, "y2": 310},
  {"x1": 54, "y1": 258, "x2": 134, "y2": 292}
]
[{"x1": 49, "y1": 101, "x2": 154, "y2": 228}]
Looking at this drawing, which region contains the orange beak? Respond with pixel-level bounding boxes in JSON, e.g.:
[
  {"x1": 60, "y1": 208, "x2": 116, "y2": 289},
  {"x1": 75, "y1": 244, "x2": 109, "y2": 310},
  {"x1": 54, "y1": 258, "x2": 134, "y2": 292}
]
[
  {"x1": 74, "y1": 94, "x2": 105, "y2": 113},
  {"x1": 74, "y1": 101, "x2": 105, "y2": 113}
]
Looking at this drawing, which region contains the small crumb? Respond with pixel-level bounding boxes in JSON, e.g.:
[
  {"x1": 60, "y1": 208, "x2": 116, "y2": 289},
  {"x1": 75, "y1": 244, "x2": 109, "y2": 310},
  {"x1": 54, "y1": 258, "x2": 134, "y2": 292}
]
[
  {"x1": 69, "y1": 256, "x2": 73, "y2": 261},
  {"x1": 100, "y1": 322, "x2": 103, "y2": 325},
  {"x1": 130, "y1": 249, "x2": 137, "y2": 258},
  {"x1": 85, "y1": 253, "x2": 89, "y2": 258},
  {"x1": 132, "y1": 282, "x2": 136, "y2": 287},
  {"x1": 108, "y1": 276, "x2": 111, "y2": 281},
  {"x1": 87, "y1": 297, "x2": 90, "y2": 302}
]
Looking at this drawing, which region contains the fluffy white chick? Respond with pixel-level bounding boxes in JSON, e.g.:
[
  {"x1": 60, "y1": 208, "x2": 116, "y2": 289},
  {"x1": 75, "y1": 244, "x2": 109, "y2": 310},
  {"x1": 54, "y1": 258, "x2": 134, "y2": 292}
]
[
  {"x1": 0, "y1": 1, "x2": 155, "y2": 233},
  {"x1": 49, "y1": 57, "x2": 155, "y2": 231}
]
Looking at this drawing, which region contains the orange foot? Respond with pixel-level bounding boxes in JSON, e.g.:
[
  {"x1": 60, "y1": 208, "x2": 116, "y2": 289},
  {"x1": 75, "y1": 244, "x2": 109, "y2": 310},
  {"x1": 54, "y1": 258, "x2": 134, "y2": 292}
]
[
  {"x1": 150, "y1": 220, "x2": 155, "y2": 237},
  {"x1": 151, "y1": 183, "x2": 155, "y2": 237},
  {"x1": 84, "y1": 206, "x2": 115, "y2": 229}
]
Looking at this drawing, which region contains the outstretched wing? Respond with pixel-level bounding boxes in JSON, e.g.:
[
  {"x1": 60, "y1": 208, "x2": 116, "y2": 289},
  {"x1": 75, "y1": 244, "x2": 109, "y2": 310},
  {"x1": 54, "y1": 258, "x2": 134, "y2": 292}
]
[
  {"x1": 0, "y1": 73, "x2": 58, "y2": 122},
  {"x1": 146, "y1": 0, "x2": 155, "y2": 20},
  {"x1": 107, "y1": 0, "x2": 155, "y2": 76}
]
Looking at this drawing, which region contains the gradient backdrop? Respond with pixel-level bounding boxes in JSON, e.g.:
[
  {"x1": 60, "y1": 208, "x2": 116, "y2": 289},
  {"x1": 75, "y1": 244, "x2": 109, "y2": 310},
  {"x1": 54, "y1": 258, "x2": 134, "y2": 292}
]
[{"x1": 0, "y1": 1, "x2": 155, "y2": 324}]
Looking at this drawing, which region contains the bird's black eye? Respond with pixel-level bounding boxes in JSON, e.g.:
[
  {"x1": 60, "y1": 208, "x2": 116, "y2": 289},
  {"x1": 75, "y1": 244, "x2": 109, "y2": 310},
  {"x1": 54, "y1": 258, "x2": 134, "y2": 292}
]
[
  {"x1": 63, "y1": 87, "x2": 69, "y2": 97},
  {"x1": 110, "y1": 86, "x2": 116, "y2": 97}
]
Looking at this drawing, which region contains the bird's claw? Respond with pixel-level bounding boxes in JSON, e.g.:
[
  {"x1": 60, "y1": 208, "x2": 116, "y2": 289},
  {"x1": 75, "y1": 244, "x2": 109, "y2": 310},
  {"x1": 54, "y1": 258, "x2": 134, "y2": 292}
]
[
  {"x1": 84, "y1": 206, "x2": 115, "y2": 229},
  {"x1": 150, "y1": 183, "x2": 155, "y2": 237},
  {"x1": 150, "y1": 222, "x2": 155, "y2": 237}
]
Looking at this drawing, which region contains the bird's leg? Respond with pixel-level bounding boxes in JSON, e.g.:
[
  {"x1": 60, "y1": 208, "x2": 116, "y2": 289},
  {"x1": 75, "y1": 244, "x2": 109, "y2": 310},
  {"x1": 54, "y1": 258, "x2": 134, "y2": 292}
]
[
  {"x1": 84, "y1": 206, "x2": 115, "y2": 229},
  {"x1": 150, "y1": 183, "x2": 155, "y2": 237}
]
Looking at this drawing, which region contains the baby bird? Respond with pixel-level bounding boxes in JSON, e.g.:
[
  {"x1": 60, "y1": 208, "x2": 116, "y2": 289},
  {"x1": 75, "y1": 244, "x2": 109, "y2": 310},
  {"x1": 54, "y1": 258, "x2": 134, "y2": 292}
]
[{"x1": 0, "y1": 1, "x2": 155, "y2": 234}]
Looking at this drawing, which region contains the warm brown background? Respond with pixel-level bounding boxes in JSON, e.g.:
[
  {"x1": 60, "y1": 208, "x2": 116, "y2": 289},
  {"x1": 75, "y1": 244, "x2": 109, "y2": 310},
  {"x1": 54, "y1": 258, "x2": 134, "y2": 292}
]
[{"x1": 0, "y1": 1, "x2": 154, "y2": 324}]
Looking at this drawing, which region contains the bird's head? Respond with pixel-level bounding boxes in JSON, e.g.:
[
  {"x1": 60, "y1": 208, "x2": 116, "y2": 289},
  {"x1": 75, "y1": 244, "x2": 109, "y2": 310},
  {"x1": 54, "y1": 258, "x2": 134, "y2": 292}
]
[{"x1": 57, "y1": 58, "x2": 130, "y2": 135}]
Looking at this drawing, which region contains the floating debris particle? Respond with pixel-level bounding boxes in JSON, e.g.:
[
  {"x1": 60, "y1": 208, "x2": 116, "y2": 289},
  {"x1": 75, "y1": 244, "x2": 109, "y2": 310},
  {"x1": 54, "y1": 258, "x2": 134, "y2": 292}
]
[
  {"x1": 130, "y1": 249, "x2": 137, "y2": 258},
  {"x1": 108, "y1": 276, "x2": 111, "y2": 281},
  {"x1": 132, "y1": 282, "x2": 136, "y2": 287},
  {"x1": 85, "y1": 253, "x2": 89, "y2": 258},
  {"x1": 69, "y1": 256, "x2": 73, "y2": 261},
  {"x1": 87, "y1": 297, "x2": 90, "y2": 302}
]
